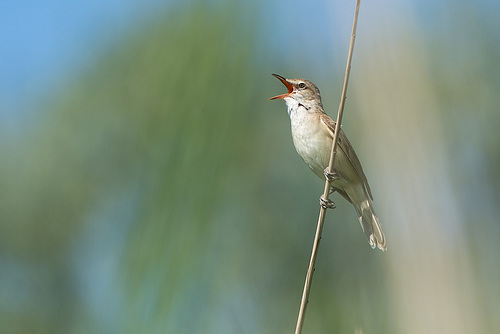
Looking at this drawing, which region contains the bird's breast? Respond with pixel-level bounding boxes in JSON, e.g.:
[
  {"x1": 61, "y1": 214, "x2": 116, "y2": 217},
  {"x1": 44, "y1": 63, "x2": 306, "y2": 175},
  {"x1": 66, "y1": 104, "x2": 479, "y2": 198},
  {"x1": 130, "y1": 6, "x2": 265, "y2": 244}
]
[{"x1": 289, "y1": 112, "x2": 332, "y2": 179}]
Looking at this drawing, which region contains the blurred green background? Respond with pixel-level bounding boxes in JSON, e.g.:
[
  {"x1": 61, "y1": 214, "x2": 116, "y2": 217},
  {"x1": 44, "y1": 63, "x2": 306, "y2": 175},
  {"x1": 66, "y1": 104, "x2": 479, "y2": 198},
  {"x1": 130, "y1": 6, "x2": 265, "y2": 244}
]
[{"x1": 1, "y1": 0, "x2": 500, "y2": 333}]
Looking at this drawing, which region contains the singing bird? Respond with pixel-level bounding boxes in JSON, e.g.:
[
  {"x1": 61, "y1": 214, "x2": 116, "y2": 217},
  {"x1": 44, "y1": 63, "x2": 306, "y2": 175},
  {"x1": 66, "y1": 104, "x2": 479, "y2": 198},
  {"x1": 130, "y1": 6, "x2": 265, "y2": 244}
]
[{"x1": 269, "y1": 74, "x2": 386, "y2": 251}]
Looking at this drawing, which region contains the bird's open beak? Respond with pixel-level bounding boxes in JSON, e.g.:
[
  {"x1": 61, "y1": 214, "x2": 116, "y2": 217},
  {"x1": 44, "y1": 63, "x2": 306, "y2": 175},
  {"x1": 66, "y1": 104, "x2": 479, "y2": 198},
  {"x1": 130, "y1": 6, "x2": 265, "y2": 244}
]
[{"x1": 269, "y1": 73, "x2": 294, "y2": 100}]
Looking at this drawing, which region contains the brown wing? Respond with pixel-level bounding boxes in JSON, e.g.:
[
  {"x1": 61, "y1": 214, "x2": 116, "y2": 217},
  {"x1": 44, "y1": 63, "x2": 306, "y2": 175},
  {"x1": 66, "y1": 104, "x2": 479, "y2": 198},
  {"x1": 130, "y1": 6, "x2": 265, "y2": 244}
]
[{"x1": 320, "y1": 114, "x2": 374, "y2": 200}]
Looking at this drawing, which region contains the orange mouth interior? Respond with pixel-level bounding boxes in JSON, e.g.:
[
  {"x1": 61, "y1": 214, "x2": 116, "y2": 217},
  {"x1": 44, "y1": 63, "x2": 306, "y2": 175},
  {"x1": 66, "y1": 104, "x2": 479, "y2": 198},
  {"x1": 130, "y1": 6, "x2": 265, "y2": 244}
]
[{"x1": 269, "y1": 74, "x2": 294, "y2": 100}]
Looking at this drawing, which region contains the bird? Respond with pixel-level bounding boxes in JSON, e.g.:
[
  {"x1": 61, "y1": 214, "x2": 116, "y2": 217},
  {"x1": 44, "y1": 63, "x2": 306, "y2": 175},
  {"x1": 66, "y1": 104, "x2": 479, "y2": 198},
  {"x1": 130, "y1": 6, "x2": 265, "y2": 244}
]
[{"x1": 269, "y1": 73, "x2": 386, "y2": 251}]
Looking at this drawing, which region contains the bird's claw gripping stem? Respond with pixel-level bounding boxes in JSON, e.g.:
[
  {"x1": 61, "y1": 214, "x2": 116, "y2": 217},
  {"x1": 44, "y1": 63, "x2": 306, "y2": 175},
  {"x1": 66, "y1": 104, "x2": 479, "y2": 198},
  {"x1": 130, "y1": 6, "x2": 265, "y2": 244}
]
[
  {"x1": 324, "y1": 168, "x2": 342, "y2": 183},
  {"x1": 320, "y1": 195, "x2": 336, "y2": 209}
]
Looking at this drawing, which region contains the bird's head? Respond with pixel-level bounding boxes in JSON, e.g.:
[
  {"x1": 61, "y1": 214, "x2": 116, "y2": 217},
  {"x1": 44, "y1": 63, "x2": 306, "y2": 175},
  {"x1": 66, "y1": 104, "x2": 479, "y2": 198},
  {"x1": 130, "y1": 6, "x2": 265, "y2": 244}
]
[{"x1": 269, "y1": 73, "x2": 323, "y2": 109}]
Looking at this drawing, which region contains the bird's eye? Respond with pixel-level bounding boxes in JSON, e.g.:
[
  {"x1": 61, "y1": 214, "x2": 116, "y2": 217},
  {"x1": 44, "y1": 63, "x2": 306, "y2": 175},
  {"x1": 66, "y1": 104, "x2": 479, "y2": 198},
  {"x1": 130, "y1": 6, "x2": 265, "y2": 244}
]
[{"x1": 298, "y1": 82, "x2": 306, "y2": 89}]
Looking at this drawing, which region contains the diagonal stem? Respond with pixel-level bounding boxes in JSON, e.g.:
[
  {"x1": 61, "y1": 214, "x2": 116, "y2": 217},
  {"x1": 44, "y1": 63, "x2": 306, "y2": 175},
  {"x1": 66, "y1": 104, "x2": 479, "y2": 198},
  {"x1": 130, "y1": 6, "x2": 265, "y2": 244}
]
[{"x1": 294, "y1": 1, "x2": 361, "y2": 333}]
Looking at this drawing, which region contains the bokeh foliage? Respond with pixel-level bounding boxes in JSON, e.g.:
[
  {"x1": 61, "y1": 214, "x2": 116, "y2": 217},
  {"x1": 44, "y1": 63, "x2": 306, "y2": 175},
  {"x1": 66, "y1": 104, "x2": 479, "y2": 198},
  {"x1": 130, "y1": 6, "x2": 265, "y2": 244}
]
[{"x1": 1, "y1": 1, "x2": 500, "y2": 334}]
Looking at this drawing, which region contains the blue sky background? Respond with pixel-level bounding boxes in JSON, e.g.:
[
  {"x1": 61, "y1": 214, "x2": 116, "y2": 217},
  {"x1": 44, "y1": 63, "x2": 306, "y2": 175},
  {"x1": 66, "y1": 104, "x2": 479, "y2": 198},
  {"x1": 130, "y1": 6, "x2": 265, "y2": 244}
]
[
  {"x1": 3, "y1": 0, "x2": 498, "y2": 125},
  {"x1": 1, "y1": 0, "x2": 167, "y2": 121}
]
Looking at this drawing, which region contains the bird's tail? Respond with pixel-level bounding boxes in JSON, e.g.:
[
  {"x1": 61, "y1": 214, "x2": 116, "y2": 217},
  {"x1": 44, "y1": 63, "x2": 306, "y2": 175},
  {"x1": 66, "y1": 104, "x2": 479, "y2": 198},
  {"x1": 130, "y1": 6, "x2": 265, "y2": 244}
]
[{"x1": 352, "y1": 194, "x2": 386, "y2": 251}]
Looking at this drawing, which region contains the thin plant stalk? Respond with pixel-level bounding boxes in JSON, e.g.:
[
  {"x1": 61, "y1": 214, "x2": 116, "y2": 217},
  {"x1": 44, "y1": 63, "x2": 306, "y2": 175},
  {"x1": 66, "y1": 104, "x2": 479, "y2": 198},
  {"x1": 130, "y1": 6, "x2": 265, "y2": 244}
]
[{"x1": 294, "y1": 1, "x2": 361, "y2": 333}]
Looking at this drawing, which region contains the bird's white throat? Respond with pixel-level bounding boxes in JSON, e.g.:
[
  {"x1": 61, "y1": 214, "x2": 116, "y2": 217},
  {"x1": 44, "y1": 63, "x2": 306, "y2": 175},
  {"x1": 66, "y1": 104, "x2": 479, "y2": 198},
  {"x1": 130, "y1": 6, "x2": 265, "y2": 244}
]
[
  {"x1": 283, "y1": 97, "x2": 299, "y2": 117},
  {"x1": 283, "y1": 96, "x2": 313, "y2": 119}
]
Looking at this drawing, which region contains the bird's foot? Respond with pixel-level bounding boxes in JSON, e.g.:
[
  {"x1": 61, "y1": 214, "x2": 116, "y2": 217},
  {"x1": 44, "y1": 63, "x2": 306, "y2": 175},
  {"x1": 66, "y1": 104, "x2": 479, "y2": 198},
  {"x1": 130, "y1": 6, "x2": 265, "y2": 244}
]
[
  {"x1": 324, "y1": 168, "x2": 342, "y2": 183},
  {"x1": 320, "y1": 195, "x2": 336, "y2": 209}
]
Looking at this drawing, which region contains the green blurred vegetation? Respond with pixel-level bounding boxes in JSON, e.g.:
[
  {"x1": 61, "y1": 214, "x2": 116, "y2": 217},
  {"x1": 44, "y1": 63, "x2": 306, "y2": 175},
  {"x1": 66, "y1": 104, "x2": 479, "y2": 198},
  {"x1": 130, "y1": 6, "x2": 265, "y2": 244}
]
[{"x1": 1, "y1": 1, "x2": 500, "y2": 334}]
